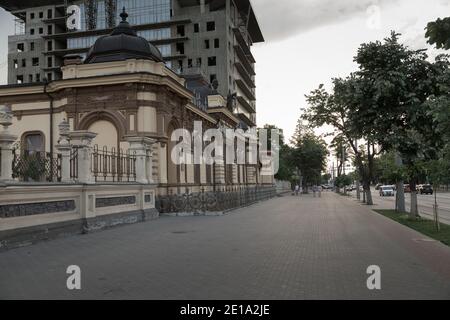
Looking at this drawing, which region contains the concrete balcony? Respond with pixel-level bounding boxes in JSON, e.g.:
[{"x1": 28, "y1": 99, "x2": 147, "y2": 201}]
[
  {"x1": 234, "y1": 44, "x2": 255, "y2": 66},
  {"x1": 235, "y1": 79, "x2": 256, "y2": 101},
  {"x1": 235, "y1": 61, "x2": 255, "y2": 89},
  {"x1": 236, "y1": 95, "x2": 256, "y2": 114},
  {"x1": 236, "y1": 112, "x2": 256, "y2": 128},
  {"x1": 233, "y1": 27, "x2": 253, "y2": 56}
]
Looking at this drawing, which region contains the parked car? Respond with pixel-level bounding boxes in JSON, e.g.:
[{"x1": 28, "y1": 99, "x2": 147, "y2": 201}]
[
  {"x1": 379, "y1": 186, "x2": 395, "y2": 197},
  {"x1": 375, "y1": 183, "x2": 383, "y2": 190},
  {"x1": 419, "y1": 184, "x2": 433, "y2": 195},
  {"x1": 404, "y1": 184, "x2": 411, "y2": 193}
]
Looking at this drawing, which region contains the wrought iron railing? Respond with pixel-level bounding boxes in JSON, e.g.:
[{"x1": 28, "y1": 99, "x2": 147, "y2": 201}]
[
  {"x1": 12, "y1": 149, "x2": 61, "y2": 182},
  {"x1": 91, "y1": 145, "x2": 137, "y2": 182},
  {"x1": 156, "y1": 186, "x2": 276, "y2": 214}
]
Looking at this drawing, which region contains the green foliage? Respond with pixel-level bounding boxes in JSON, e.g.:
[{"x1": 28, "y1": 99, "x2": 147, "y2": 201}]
[
  {"x1": 290, "y1": 132, "x2": 329, "y2": 186},
  {"x1": 276, "y1": 143, "x2": 296, "y2": 181},
  {"x1": 373, "y1": 152, "x2": 406, "y2": 184},
  {"x1": 321, "y1": 173, "x2": 332, "y2": 184},
  {"x1": 304, "y1": 31, "x2": 450, "y2": 201},
  {"x1": 335, "y1": 174, "x2": 352, "y2": 188},
  {"x1": 261, "y1": 124, "x2": 295, "y2": 182},
  {"x1": 426, "y1": 17, "x2": 450, "y2": 50}
]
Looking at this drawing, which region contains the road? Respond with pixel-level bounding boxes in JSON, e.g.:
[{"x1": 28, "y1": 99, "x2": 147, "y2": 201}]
[
  {"x1": 1, "y1": 192, "x2": 449, "y2": 299},
  {"x1": 349, "y1": 188, "x2": 450, "y2": 224}
]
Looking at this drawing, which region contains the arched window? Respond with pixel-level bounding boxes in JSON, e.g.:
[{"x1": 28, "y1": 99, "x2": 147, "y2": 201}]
[{"x1": 22, "y1": 131, "x2": 45, "y2": 153}]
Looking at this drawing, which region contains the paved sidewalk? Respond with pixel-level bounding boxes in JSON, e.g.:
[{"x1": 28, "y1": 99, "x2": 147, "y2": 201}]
[{"x1": 1, "y1": 192, "x2": 449, "y2": 299}]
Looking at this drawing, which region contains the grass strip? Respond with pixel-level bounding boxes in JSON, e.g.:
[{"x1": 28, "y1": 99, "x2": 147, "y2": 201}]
[{"x1": 374, "y1": 209, "x2": 450, "y2": 246}]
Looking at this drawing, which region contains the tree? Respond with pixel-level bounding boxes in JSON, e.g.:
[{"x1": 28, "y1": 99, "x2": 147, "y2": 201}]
[
  {"x1": 321, "y1": 173, "x2": 332, "y2": 184},
  {"x1": 335, "y1": 174, "x2": 352, "y2": 193},
  {"x1": 290, "y1": 118, "x2": 313, "y2": 146},
  {"x1": 262, "y1": 124, "x2": 296, "y2": 182},
  {"x1": 303, "y1": 78, "x2": 379, "y2": 205},
  {"x1": 426, "y1": 17, "x2": 450, "y2": 50},
  {"x1": 330, "y1": 136, "x2": 349, "y2": 178},
  {"x1": 343, "y1": 32, "x2": 448, "y2": 216},
  {"x1": 290, "y1": 132, "x2": 328, "y2": 189}
]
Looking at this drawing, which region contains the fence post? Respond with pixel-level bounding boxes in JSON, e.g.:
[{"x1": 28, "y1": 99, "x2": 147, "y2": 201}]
[
  {"x1": 56, "y1": 119, "x2": 72, "y2": 183},
  {"x1": 0, "y1": 106, "x2": 18, "y2": 183},
  {"x1": 69, "y1": 130, "x2": 97, "y2": 184},
  {"x1": 127, "y1": 136, "x2": 155, "y2": 184}
]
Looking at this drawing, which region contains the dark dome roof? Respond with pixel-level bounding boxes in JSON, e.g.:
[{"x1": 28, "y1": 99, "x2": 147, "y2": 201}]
[{"x1": 84, "y1": 8, "x2": 163, "y2": 64}]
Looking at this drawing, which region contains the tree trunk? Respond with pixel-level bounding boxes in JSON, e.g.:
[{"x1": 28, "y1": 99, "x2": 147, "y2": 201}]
[
  {"x1": 395, "y1": 153, "x2": 405, "y2": 213},
  {"x1": 433, "y1": 184, "x2": 440, "y2": 232},
  {"x1": 409, "y1": 180, "x2": 418, "y2": 218},
  {"x1": 365, "y1": 181, "x2": 373, "y2": 205},
  {"x1": 356, "y1": 180, "x2": 361, "y2": 200},
  {"x1": 396, "y1": 181, "x2": 405, "y2": 212}
]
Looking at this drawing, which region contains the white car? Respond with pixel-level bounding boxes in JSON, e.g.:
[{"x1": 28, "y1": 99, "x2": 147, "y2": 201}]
[{"x1": 379, "y1": 186, "x2": 394, "y2": 197}]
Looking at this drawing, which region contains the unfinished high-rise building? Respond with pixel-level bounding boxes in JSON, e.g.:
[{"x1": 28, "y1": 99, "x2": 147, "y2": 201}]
[{"x1": 0, "y1": 0, "x2": 263, "y2": 127}]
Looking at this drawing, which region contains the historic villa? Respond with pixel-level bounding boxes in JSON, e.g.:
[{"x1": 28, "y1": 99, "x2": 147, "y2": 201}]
[{"x1": 0, "y1": 10, "x2": 275, "y2": 250}]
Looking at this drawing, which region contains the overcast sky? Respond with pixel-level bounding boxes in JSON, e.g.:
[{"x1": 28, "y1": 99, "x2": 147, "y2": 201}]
[{"x1": 0, "y1": 0, "x2": 449, "y2": 142}]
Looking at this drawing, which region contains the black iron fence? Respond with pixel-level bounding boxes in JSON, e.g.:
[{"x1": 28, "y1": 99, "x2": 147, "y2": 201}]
[
  {"x1": 12, "y1": 149, "x2": 61, "y2": 182},
  {"x1": 91, "y1": 146, "x2": 137, "y2": 182},
  {"x1": 156, "y1": 186, "x2": 276, "y2": 214}
]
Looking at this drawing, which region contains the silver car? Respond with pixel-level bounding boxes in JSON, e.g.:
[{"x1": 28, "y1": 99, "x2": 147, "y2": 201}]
[{"x1": 379, "y1": 186, "x2": 394, "y2": 197}]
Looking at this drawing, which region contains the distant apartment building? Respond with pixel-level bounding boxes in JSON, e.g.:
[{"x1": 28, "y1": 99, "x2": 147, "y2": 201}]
[{"x1": 0, "y1": 0, "x2": 263, "y2": 127}]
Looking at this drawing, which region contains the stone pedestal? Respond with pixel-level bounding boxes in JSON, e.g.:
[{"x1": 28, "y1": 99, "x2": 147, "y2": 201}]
[
  {"x1": 0, "y1": 106, "x2": 18, "y2": 183},
  {"x1": 69, "y1": 130, "x2": 97, "y2": 184},
  {"x1": 127, "y1": 136, "x2": 156, "y2": 184},
  {"x1": 0, "y1": 132, "x2": 17, "y2": 183},
  {"x1": 56, "y1": 143, "x2": 72, "y2": 183},
  {"x1": 246, "y1": 166, "x2": 257, "y2": 184},
  {"x1": 232, "y1": 163, "x2": 238, "y2": 184},
  {"x1": 214, "y1": 160, "x2": 225, "y2": 187}
]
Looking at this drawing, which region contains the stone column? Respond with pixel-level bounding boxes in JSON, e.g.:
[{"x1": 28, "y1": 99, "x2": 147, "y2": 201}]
[
  {"x1": 69, "y1": 130, "x2": 97, "y2": 184},
  {"x1": 0, "y1": 106, "x2": 17, "y2": 183},
  {"x1": 56, "y1": 119, "x2": 72, "y2": 183},
  {"x1": 127, "y1": 136, "x2": 155, "y2": 184},
  {"x1": 232, "y1": 163, "x2": 238, "y2": 184},
  {"x1": 214, "y1": 160, "x2": 226, "y2": 187},
  {"x1": 246, "y1": 166, "x2": 257, "y2": 184}
]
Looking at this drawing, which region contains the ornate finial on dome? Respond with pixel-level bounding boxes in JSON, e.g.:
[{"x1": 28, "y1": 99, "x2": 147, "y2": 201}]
[{"x1": 120, "y1": 7, "x2": 128, "y2": 22}]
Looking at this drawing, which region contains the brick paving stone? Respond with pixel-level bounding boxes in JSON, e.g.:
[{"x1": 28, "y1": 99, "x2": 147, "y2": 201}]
[{"x1": 0, "y1": 192, "x2": 449, "y2": 299}]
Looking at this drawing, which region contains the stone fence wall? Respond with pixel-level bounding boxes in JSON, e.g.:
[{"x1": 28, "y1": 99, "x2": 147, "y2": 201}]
[
  {"x1": 0, "y1": 183, "x2": 158, "y2": 251},
  {"x1": 275, "y1": 180, "x2": 292, "y2": 194}
]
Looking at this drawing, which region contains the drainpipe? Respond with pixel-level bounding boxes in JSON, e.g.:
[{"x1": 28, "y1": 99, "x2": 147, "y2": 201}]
[{"x1": 43, "y1": 78, "x2": 54, "y2": 163}]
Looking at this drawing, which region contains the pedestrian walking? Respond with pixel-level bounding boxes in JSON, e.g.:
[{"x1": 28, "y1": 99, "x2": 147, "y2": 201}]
[{"x1": 295, "y1": 184, "x2": 300, "y2": 196}]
